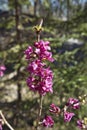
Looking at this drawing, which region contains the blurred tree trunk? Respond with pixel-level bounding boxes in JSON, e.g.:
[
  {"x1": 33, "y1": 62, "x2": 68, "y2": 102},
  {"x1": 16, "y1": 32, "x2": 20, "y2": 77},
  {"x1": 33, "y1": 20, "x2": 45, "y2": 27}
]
[
  {"x1": 58, "y1": 0, "x2": 62, "y2": 18},
  {"x1": 66, "y1": 0, "x2": 70, "y2": 35},
  {"x1": 34, "y1": 0, "x2": 38, "y2": 16},
  {"x1": 67, "y1": 0, "x2": 70, "y2": 21},
  {"x1": 15, "y1": 0, "x2": 20, "y2": 42},
  {"x1": 38, "y1": 0, "x2": 42, "y2": 16},
  {"x1": 34, "y1": 0, "x2": 42, "y2": 16},
  {"x1": 15, "y1": 0, "x2": 22, "y2": 102}
]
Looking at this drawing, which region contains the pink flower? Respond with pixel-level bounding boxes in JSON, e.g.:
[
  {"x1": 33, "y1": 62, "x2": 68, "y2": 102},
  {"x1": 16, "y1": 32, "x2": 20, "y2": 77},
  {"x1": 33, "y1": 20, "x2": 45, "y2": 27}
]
[
  {"x1": 24, "y1": 40, "x2": 54, "y2": 95},
  {"x1": 49, "y1": 103, "x2": 60, "y2": 114},
  {"x1": 34, "y1": 40, "x2": 54, "y2": 62},
  {"x1": 27, "y1": 66, "x2": 53, "y2": 95},
  {"x1": 0, "y1": 66, "x2": 6, "y2": 71},
  {"x1": 24, "y1": 46, "x2": 33, "y2": 59},
  {"x1": 0, "y1": 71, "x2": 4, "y2": 77},
  {"x1": 77, "y1": 120, "x2": 83, "y2": 129},
  {"x1": 27, "y1": 77, "x2": 37, "y2": 91},
  {"x1": 34, "y1": 40, "x2": 51, "y2": 51},
  {"x1": 0, "y1": 65, "x2": 6, "y2": 77},
  {"x1": 27, "y1": 60, "x2": 45, "y2": 74},
  {"x1": 66, "y1": 98, "x2": 80, "y2": 109},
  {"x1": 38, "y1": 78, "x2": 53, "y2": 95},
  {"x1": 42, "y1": 116, "x2": 54, "y2": 127},
  {"x1": 35, "y1": 49, "x2": 54, "y2": 62},
  {"x1": 41, "y1": 51, "x2": 54, "y2": 62},
  {"x1": 64, "y1": 111, "x2": 75, "y2": 122},
  {"x1": 40, "y1": 67, "x2": 53, "y2": 78}
]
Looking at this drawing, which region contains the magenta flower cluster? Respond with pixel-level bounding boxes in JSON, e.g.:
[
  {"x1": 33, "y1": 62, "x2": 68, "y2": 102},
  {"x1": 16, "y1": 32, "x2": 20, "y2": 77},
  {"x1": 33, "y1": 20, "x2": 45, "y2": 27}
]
[
  {"x1": 49, "y1": 103, "x2": 60, "y2": 114},
  {"x1": 24, "y1": 39, "x2": 85, "y2": 129},
  {"x1": 66, "y1": 98, "x2": 80, "y2": 109},
  {"x1": 64, "y1": 111, "x2": 75, "y2": 122},
  {"x1": 42, "y1": 97, "x2": 81, "y2": 128},
  {"x1": 64, "y1": 98, "x2": 80, "y2": 122},
  {"x1": 49, "y1": 103, "x2": 75, "y2": 123},
  {"x1": 24, "y1": 40, "x2": 54, "y2": 95},
  {"x1": 42, "y1": 116, "x2": 54, "y2": 127},
  {"x1": 0, "y1": 65, "x2": 6, "y2": 77}
]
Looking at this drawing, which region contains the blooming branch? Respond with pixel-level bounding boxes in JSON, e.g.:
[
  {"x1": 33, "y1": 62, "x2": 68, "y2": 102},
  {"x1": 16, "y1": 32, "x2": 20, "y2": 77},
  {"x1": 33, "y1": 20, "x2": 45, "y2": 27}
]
[{"x1": 24, "y1": 19, "x2": 54, "y2": 129}]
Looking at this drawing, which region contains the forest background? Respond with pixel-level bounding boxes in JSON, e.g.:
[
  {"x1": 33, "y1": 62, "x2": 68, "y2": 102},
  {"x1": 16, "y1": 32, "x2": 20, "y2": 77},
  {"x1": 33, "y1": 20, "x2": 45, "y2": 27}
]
[{"x1": 0, "y1": 0, "x2": 87, "y2": 130}]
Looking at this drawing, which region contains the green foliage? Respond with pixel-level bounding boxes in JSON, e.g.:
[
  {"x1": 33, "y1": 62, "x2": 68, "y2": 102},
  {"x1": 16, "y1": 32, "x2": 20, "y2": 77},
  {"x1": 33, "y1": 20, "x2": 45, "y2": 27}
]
[
  {"x1": 8, "y1": 0, "x2": 30, "y2": 9},
  {"x1": 0, "y1": 0, "x2": 87, "y2": 130}
]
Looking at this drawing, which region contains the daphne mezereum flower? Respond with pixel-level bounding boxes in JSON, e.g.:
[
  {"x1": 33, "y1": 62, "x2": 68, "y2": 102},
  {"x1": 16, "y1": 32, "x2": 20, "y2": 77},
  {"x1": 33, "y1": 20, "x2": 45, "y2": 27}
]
[
  {"x1": 77, "y1": 120, "x2": 83, "y2": 129},
  {"x1": 49, "y1": 103, "x2": 60, "y2": 114},
  {"x1": 27, "y1": 59, "x2": 45, "y2": 74},
  {"x1": 26, "y1": 68, "x2": 53, "y2": 95},
  {"x1": 77, "y1": 118, "x2": 87, "y2": 129},
  {"x1": 24, "y1": 46, "x2": 33, "y2": 59},
  {"x1": 66, "y1": 98, "x2": 80, "y2": 109},
  {"x1": 0, "y1": 65, "x2": 6, "y2": 77},
  {"x1": 34, "y1": 40, "x2": 51, "y2": 51},
  {"x1": 34, "y1": 40, "x2": 54, "y2": 62},
  {"x1": 24, "y1": 40, "x2": 54, "y2": 95},
  {"x1": 64, "y1": 111, "x2": 75, "y2": 122},
  {"x1": 42, "y1": 115, "x2": 54, "y2": 127}
]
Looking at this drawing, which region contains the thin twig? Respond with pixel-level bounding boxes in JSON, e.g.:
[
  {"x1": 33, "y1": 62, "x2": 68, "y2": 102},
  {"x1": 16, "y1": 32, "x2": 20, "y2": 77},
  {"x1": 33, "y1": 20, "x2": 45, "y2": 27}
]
[
  {"x1": 0, "y1": 110, "x2": 14, "y2": 130},
  {"x1": 37, "y1": 34, "x2": 40, "y2": 42},
  {"x1": 36, "y1": 95, "x2": 43, "y2": 130},
  {"x1": 37, "y1": 19, "x2": 43, "y2": 42},
  {"x1": 39, "y1": 95, "x2": 43, "y2": 118},
  {"x1": 35, "y1": 19, "x2": 43, "y2": 130},
  {"x1": 39, "y1": 19, "x2": 43, "y2": 29}
]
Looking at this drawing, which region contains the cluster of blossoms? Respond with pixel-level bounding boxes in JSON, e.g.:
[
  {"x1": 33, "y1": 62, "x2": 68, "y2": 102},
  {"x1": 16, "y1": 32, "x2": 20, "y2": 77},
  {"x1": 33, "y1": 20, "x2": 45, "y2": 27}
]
[
  {"x1": 24, "y1": 40, "x2": 54, "y2": 95},
  {"x1": 42, "y1": 98, "x2": 82, "y2": 128},
  {"x1": 0, "y1": 65, "x2": 6, "y2": 77},
  {"x1": 42, "y1": 115, "x2": 54, "y2": 127},
  {"x1": 24, "y1": 35, "x2": 87, "y2": 129},
  {"x1": 64, "y1": 98, "x2": 80, "y2": 122}
]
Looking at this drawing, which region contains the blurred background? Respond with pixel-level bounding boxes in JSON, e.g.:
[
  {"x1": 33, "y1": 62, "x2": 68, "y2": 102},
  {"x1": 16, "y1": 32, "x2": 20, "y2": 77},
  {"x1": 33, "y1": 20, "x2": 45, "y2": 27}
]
[{"x1": 0, "y1": 0, "x2": 87, "y2": 130}]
